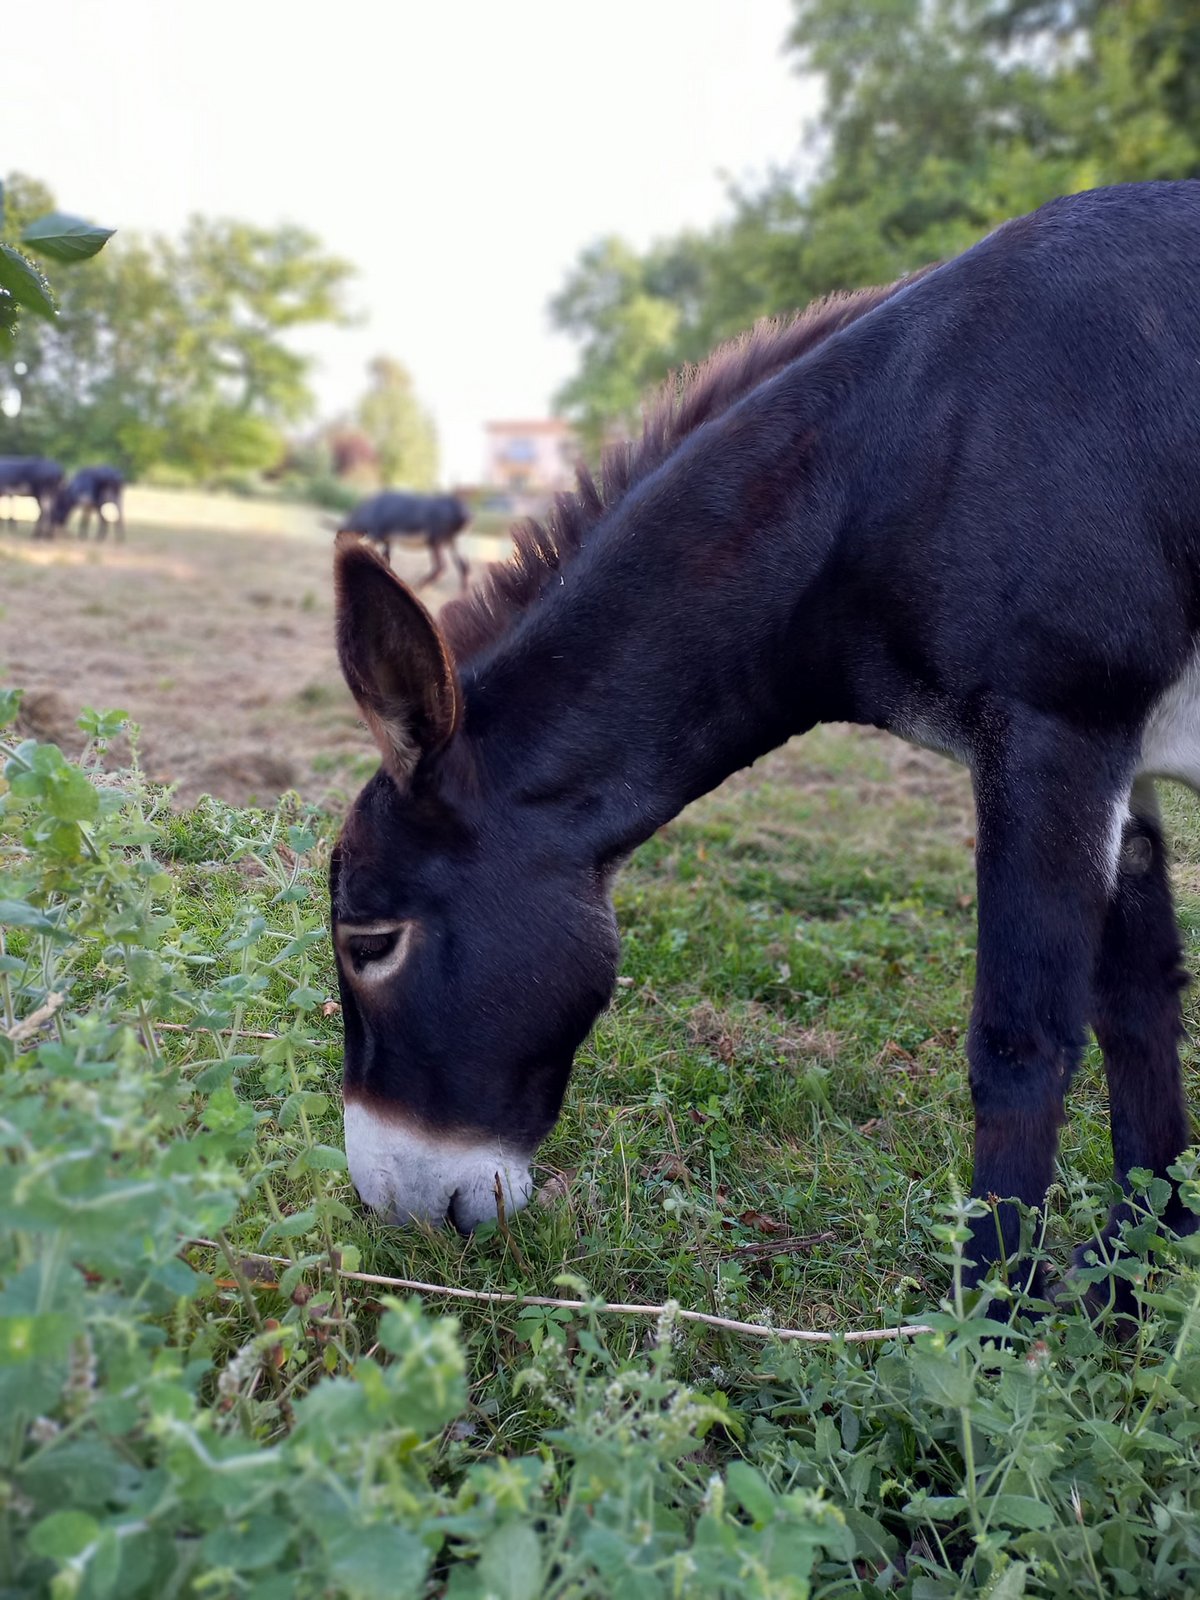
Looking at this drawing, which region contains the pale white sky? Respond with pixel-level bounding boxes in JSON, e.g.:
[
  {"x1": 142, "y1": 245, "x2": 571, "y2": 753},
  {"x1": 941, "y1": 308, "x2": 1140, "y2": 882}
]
[{"x1": 4, "y1": 1, "x2": 817, "y2": 481}]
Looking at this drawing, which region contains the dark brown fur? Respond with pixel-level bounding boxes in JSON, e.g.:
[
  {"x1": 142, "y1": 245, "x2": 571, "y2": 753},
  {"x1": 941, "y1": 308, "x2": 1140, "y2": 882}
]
[{"x1": 440, "y1": 274, "x2": 931, "y2": 662}]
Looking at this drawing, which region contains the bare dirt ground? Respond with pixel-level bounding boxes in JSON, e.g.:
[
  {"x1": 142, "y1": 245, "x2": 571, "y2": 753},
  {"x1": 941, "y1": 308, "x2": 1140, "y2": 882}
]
[
  {"x1": 0, "y1": 502, "x2": 504, "y2": 809},
  {"x1": 0, "y1": 493, "x2": 980, "y2": 833}
]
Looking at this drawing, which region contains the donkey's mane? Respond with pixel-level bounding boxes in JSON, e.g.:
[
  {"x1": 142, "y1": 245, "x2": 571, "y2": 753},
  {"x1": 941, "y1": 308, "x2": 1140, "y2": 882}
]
[{"x1": 440, "y1": 272, "x2": 921, "y2": 663}]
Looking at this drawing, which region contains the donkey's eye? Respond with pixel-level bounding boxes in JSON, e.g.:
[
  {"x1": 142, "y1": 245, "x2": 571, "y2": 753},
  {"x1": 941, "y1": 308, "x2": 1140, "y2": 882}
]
[{"x1": 348, "y1": 931, "x2": 399, "y2": 967}]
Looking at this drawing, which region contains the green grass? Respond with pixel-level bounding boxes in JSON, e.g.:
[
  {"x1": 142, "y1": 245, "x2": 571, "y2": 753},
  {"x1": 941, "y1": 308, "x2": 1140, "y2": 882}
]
[
  {"x1": 7, "y1": 707, "x2": 1200, "y2": 1597},
  {"x1": 162, "y1": 722, "x2": 1200, "y2": 1364},
  {"x1": 294, "y1": 725, "x2": 1200, "y2": 1354}
]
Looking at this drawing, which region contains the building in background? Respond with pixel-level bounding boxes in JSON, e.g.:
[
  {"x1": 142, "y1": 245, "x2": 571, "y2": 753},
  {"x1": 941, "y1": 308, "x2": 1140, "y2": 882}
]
[{"x1": 483, "y1": 419, "x2": 579, "y2": 511}]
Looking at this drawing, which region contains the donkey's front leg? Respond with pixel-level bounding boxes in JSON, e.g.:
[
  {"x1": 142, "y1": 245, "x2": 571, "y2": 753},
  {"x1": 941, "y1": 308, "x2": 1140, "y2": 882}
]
[
  {"x1": 451, "y1": 539, "x2": 470, "y2": 592},
  {"x1": 417, "y1": 540, "x2": 446, "y2": 589},
  {"x1": 966, "y1": 724, "x2": 1124, "y2": 1299}
]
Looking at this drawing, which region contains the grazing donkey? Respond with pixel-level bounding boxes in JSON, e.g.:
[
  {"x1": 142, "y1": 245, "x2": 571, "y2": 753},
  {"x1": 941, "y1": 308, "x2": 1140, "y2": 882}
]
[
  {"x1": 0, "y1": 456, "x2": 64, "y2": 536},
  {"x1": 51, "y1": 466, "x2": 126, "y2": 541},
  {"x1": 331, "y1": 183, "x2": 1200, "y2": 1311},
  {"x1": 337, "y1": 491, "x2": 470, "y2": 587}
]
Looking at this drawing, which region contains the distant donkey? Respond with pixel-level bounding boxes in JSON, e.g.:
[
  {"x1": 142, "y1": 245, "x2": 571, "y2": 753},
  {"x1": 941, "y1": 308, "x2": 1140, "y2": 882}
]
[
  {"x1": 51, "y1": 466, "x2": 126, "y2": 541},
  {"x1": 336, "y1": 491, "x2": 470, "y2": 587},
  {"x1": 0, "y1": 456, "x2": 64, "y2": 536},
  {"x1": 329, "y1": 182, "x2": 1200, "y2": 1320}
]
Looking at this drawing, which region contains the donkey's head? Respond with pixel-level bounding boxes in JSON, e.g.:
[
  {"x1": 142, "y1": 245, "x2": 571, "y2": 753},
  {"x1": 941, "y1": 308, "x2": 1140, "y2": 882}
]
[
  {"x1": 49, "y1": 483, "x2": 77, "y2": 529},
  {"x1": 332, "y1": 534, "x2": 620, "y2": 1229}
]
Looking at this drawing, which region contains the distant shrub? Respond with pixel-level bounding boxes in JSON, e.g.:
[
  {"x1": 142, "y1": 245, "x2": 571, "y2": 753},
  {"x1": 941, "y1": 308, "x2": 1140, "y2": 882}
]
[
  {"x1": 281, "y1": 470, "x2": 361, "y2": 515},
  {"x1": 206, "y1": 468, "x2": 271, "y2": 499},
  {"x1": 139, "y1": 460, "x2": 200, "y2": 490}
]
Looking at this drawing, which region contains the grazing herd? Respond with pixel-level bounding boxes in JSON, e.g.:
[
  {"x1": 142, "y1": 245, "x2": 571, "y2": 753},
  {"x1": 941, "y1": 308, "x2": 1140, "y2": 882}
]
[
  {"x1": 0, "y1": 456, "x2": 125, "y2": 539},
  {"x1": 0, "y1": 456, "x2": 473, "y2": 582}
]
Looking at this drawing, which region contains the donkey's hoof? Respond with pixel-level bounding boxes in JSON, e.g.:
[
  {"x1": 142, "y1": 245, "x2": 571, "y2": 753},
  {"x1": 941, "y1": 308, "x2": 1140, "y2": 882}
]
[{"x1": 1050, "y1": 1259, "x2": 1141, "y2": 1342}]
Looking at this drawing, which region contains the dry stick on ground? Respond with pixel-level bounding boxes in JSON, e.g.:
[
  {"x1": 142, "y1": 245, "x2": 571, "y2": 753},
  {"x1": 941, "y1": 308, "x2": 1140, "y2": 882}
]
[
  {"x1": 183, "y1": 1237, "x2": 934, "y2": 1345},
  {"x1": 4, "y1": 992, "x2": 65, "y2": 1043},
  {"x1": 155, "y1": 1021, "x2": 325, "y2": 1046},
  {"x1": 728, "y1": 1229, "x2": 838, "y2": 1260}
]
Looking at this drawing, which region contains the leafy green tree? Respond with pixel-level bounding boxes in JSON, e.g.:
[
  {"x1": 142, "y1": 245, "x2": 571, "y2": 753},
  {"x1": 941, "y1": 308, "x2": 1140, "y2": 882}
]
[
  {"x1": 550, "y1": 239, "x2": 684, "y2": 453},
  {"x1": 551, "y1": 0, "x2": 1200, "y2": 444},
  {"x1": 177, "y1": 217, "x2": 355, "y2": 424},
  {"x1": 0, "y1": 175, "x2": 355, "y2": 479},
  {"x1": 355, "y1": 355, "x2": 439, "y2": 488}
]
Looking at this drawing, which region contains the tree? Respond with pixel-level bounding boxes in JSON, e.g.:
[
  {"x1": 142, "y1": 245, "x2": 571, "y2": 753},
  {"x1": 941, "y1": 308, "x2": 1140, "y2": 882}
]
[
  {"x1": 0, "y1": 175, "x2": 356, "y2": 479},
  {"x1": 548, "y1": 234, "x2": 750, "y2": 454},
  {"x1": 550, "y1": 1, "x2": 1200, "y2": 445},
  {"x1": 177, "y1": 217, "x2": 355, "y2": 425},
  {"x1": 355, "y1": 356, "x2": 438, "y2": 488}
]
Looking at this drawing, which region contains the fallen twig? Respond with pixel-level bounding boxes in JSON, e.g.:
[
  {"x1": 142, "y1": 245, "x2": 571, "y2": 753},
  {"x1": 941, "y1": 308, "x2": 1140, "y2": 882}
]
[
  {"x1": 155, "y1": 1021, "x2": 325, "y2": 1046},
  {"x1": 728, "y1": 1229, "x2": 838, "y2": 1260},
  {"x1": 183, "y1": 1237, "x2": 933, "y2": 1345},
  {"x1": 5, "y1": 992, "x2": 65, "y2": 1043}
]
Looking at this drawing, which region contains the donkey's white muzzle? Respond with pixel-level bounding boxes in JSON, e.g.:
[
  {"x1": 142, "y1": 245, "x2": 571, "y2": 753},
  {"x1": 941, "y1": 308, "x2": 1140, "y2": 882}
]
[{"x1": 343, "y1": 1101, "x2": 534, "y2": 1230}]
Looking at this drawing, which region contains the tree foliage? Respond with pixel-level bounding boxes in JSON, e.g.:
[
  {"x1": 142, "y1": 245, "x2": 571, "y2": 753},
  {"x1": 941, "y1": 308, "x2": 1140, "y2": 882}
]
[
  {"x1": 551, "y1": 0, "x2": 1200, "y2": 445},
  {"x1": 0, "y1": 173, "x2": 355, "y2": 480},
  {"x1": 355, "y1": 355, "x2": 439, "y2": 488}
]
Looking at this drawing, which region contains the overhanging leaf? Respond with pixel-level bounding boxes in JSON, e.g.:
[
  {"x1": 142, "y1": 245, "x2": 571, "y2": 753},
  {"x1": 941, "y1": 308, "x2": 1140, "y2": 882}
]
[
  {"x1": 0, "y1": 246, "x2": 55, "y2": 318},
  {"x1": 477, "y1": 1522, "x2": 542, "y2": 1600},
  {"x1": 20, "y1": 211, "x2": 114, "y2": 263},
  {"x1": 322, "y1": 1524, "x2": 428, "y2": 1599},
  {"x1": 984, "y1": 1494, "x2": 1055, "y2": 1532},
  {"x1": 28, "y1": 1509, "x2": 100, "y2": 1560}
]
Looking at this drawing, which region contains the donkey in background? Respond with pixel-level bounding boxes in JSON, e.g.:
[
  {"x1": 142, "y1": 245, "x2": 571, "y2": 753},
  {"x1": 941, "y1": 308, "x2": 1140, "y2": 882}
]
[
  {"x1": 51, "y1": 466, "x2": 126, "y2": 540},
  {"x1": 331, "y1": 182, "x2": 1200, "y2": 1314},
  {"x1": 0, "y1": 456, "x2": 64, "y2": 536},
  {"x1": 336, "y1": 490, "x2": 470, "y2": 587}
]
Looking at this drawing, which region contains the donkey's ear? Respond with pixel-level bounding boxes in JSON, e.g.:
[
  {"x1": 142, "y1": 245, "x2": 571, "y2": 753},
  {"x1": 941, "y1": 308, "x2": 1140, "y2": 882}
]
[{"x1": 334, "y1": 531, "x2": 460, "y2": 784}]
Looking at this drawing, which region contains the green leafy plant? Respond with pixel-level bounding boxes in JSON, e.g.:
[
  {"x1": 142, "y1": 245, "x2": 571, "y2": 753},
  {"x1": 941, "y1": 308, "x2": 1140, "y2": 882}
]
[
  {"x1": 4, "y1": 694, "x2": 1200, "y2": 1598},
  {"x1": 0, "y1": 180, "x2": 113, "y2": 343}
]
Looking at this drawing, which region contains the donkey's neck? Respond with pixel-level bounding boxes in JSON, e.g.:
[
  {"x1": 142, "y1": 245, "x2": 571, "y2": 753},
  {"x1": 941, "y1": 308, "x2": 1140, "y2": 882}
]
[{"x1": 465, "y1": 367, "x2": 852, "y2": 861}]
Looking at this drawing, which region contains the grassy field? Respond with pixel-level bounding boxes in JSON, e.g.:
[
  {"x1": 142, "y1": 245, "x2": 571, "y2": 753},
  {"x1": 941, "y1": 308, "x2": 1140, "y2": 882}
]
[
  {"x1": 321, "y1": 726, "x2": 1200, "y2": 1343},
  {"x1": 0, "y1": 498, "x2": 509, "y2": 807},
  {"x1": 5, "y1": 508, "x2": 1200, "y2": 1596}
]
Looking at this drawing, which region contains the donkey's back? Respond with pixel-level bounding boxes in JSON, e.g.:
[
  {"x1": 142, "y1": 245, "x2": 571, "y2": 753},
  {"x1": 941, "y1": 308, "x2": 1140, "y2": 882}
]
[
  {"x1": 342, "y1": 492, "x2": 430, "y2": 539},
  {"x1": 810, "y1": 182, "x2": 1200, "y2": 748},
  {"x1": 0, "y1": 456, "x2": 63, "y2": 498}
]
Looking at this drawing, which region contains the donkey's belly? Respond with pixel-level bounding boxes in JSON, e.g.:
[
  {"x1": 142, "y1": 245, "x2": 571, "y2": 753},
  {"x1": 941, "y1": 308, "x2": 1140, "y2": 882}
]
[
  {"x1": 889, "y1": 696, "x2": 972, "y2": 768},
  {"x1": 1141, "y1": 649, "x2": 1200, "y2": 792},
  {"x1": 889, "y1": 656, "x2": 1200, "y2": 798}
]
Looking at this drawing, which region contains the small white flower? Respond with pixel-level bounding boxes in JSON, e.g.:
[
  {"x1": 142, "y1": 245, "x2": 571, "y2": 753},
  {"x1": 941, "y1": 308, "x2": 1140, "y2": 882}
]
[
  {"x1": 217, "y1": 1339, "x2": 260, "y2": 1400},
  {"x1": 655, "y1": 1299, "x2": 680, "y2": 1350}
]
